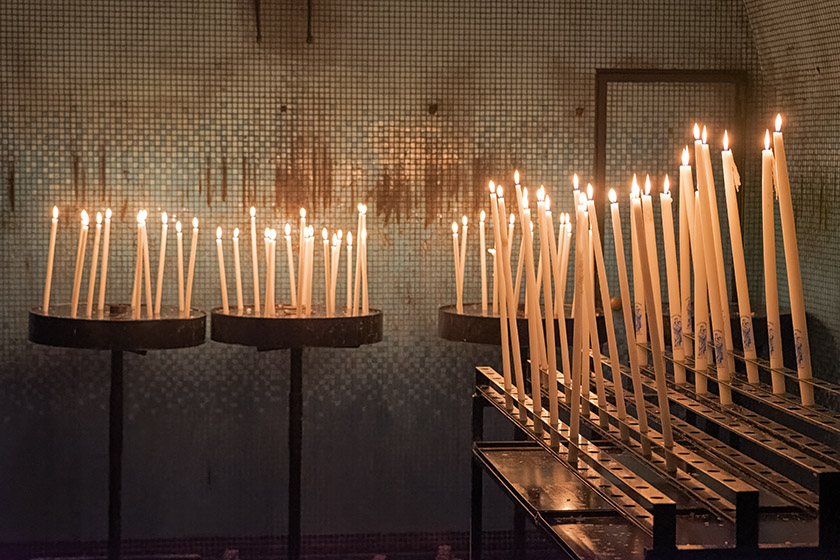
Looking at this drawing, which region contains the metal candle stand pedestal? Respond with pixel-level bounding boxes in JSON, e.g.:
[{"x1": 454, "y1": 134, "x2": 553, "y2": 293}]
[
  {"x1": 210, "y1": 306, "x2": 384, "y2": 560},
  {"x1": 447, "y1": 306, "x2": 840, "y2": 559},
  {"x1": 28, "y1": 304, "x2": 207, "y2": 560}
]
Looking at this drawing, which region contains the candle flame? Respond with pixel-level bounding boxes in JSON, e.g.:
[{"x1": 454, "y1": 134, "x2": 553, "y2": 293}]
[
  {"x1": 161, "y1": 211, "x2": 168, "y2": 224},
  {"x1": 452, "y1": 222, "x2": 458, "y2": 234},
  {"x1": 544, "y1": 195, "x2": 551, "y2": 210},
  {"x1": 322, "y1": 227, "x2": 328, "y2": 240},
  {"x1": 702, "y1": 125, "x2": 708, "y2": 144},
  {"x1": 269, "y1": 229, "x2": 277, "y2": 240},
  {"x1": 192, "y1": 217, "x2": 199, "y2": 229},
  {"x1": 94, "y1": 211, "x2": 102, "y2": 224},
  {"x1": 609, "y1": 188, "x2": 617, "y2": 204},
  {"x1": 578, "y1": 192, "x2": 586, "y2": 206},
  {"x1": 357, "y1": 203, "x2": 364, "y2": 213},
  {"x1": 217, "y1": 226, "x2": 222, "y2": 239},
  {"x1": 105, "y1": 208, "x2": 112, "y2": 219},
  {"x1": 522, "y1": 191, "x2": 529, "y2": 210},
  {"x1": 307, "y1": 225, "x2": 314, "y2": 236},
  {"x1": 52, "y1": 206, "x2": 59, "y2": 219},
  {"x1": 250, "y1": 206, "x2": 256, "y2": 218},
  {"x1": 566, "y1": 221, "x2": 572, "y2": 233},
  {"x1": 480, "y1": 210, "x2": 485, "y2": 222},
  {"x1": 489, "y1": 180, "x2": 495, "y2": 193},
  {"x1": 234, "y1": 227, "x2": 240, "y2": 238},
  {"x1": 693, "y1": 123, "x2": 700, "y2": 140},
  {"x1": 765, "y1": 130, "x2": 771, "y2": 150},
  {"x1": 663, "y1": 175, "x2": 670, "y2": 194},
  {"x1": 81, "y1": 210, "x2": 90, "y2": 226},
  {"x1": 536, "y1": 186, "x2": 545, "y2": 202},
  {"x1": 347, "y1": 232, "x2": 353, "y2": 245},
  {"x1": 644, "y1": 175, "x2": 651, "y2": 195},
  {"x1": 285, "y1": 223, "x2": 291, "y2": 236},
  {"x1": 631, "y1": 180, "x2": 640, "y2": 198},
  {"x1": 176, "y1": 221, "x2": 182, "y2": 233},
  {"x1": 300, "y1": 208, "x2": 306, "y2": 218},
  {"x1": 775, "y1": 113, "x2": 782, "y2": 132},
  {"x1": 573, "y1": 173, "x2": 579, "y2": 191},
  {"x1": 337, "y1": 229, "x2": 343, "y2": 239},
  {"x1": 462, "y1": 215, "x2": 468, "y2": 227},
  {"x1": 496, "y1": 185, "x2": 504, "y2": 198},
  {"x1": 682, "y1": 146, "x2": 689, "y2": 166},
  {"x1": 514, "y1": 170, "x2": 520, "y2": 184},
  {"x1": 509, "y1": 213, "x2": 515, "y2": 225},
  {"x1": 264, "y1": 227, "x2": 270, "y2": 238},
  {"x1": 723, "y1": 130, "x2": 729, "y2": 151},
  {"x1": 632, "y1": 174, "x2": 638, "y2": 191},
  {"x1": 332, "y1": 233, "x2": 338, "y2": 245},
  {"x1": 586, "y1": 183, "x2": 593, "y2": 200},
  {"x1": 137, "y1": 210, "x2": 143, "y2": 224}
]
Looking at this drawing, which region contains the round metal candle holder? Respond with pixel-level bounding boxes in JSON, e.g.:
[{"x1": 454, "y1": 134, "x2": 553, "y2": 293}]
[
  {"x1": 29, "y1": 303, "x2": 206, "y2": 351},
  {"x1": 28, "y1": 303, "x2": 206, "y2": 560},
  {"x1": 210, "y1": 305, "x2": 383, "y2": 560},
  {"x1": 438, "y1": 302, "x2": 605, "y2": 346},
  {"x1": 210, "y1": 305, "x2": 383, "y2": 350}
]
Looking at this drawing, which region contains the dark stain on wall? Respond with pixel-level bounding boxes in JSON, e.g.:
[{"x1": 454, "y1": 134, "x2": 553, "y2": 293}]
[
  {"x1": 375, "y1": 163, "x2": 409, "y2": 226},
  {"x1": 220, "y1": 154, "x2": 228, "y2": 203},
  {"x1": 6, "y1": 156, "x2": 14, "y2": 212},
  {"x1": 99, "y1": 146, "x2": 107, "y2": 204}
]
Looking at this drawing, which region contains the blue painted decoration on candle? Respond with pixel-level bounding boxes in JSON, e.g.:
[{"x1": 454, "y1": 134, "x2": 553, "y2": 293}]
[
  {"x1": 794, "y1": 329, "x2": 804, "y2": 367},
  {"x1": 741, "y1": 316, "x2": 753, "y2": 350},
  {"x1": 672, "y1": 314, "x2": 682, "y2": 347},
  {"x1": 768, "y1": 322, "x2": 777, "y2": 357},
  {"x1": 714, "y1": 330, "x2": 725, "y2": 365},
  {"x1": 634, "y1": 302, "x2": 643, "y2": 333},
  {"x1": 697, "y1": 322, "x2": 708, "y2": 355}
]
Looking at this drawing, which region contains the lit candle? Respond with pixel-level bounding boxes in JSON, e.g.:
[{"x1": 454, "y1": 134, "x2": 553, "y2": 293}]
[
  {"x1": 185, "y1": 217, "x2": 198, "y2": 313},
  {"x1": 85, "y1": 211, "x2": 103, "y2": 318},
  {"x1": 721, "y1": 131, "x2": 759, "y2": 384},
  {"x1": 537, "y1": 188, "x2": 559, "y2": 445},
  {"x1": 176, "y1": 221, "x2": 185, "y2": 313},
  {"x1": 353, "y1": 204, "x2": 364, "y2": 315},
  {"x1": 250, "y1": 207, "x2": 261, "y2": 316},
  {"x1": 153, "y1": 212, "x2": 168, "y2": 316},
  {"x1": 452, "y1": 221, "x2": 462, "y2": 313},
  {"x1": 570, "y1": 174, "x2": 579, "y2": 319},
  {"x1": 568, "y1": 195, "x2": 588, "y2": 463},
  {"x1": 330, "y1": 233, "x2": 340, "y2": 316},
  {"x1": 514, "y1": 215, "x2": 526, "y2": 307},
  {"x1": 233, "y1": 228, "x2": 244, "y2": 313},
  {"x1": 559, "y1": 214, "x2": 571, "y2": 313},
  {"x1": 141, "y1": 212, "x2": 153, "y2": 319},
  {"x1": 699, "y1": 125, "x2": 735, "y2": 375},
  {"x1": 773, "y1": 115, "x2": 813, "y2": 406},
  {"x1": 264, "y1": 228, "x2": 274, "y2": 317},
  {"x1": 132, "y1": 212, "x2": 143, "y2": 316},
  {"x1": 507, "y1": 213, "x2": 515, "y2": 266},
  {"x1": 659, "y1": 177, "x2": 686, "y2": 384},
  {"x1": 361, "y1": 227, "x2": 369, "y2": 315},
  {"x1": 629, "y1": 176, "x2": 647, "y2": 366},
  {"x1": 285, "y1": 223, "x2": 297, "y2": 307},
  {"x1": 641, "y1": 175, "x2": 664, "y2": 348},
  {"x1": 269, "y1": 229, "x2": 277, "y2": 315},
  {"x1": 298, "y1": 228, "x2": 308, "y2": 317},
  {"x1": 488, "y1": 183, "x2": 513, "y2": 411},
  {"x1": 555, "y1": 212, "x2": 566, "y2": 317},
  {"x1": 545, "y1": 202, "x2": 561, "y2": 320},
  {"x1": 322, "y1": 228, "x2": 330, "y2": 313},
  {"x1": 71, "y1": 210, "x2": 90, "y2": 318},
  {"x1": 582, "y1": 198, "x2": 608, "y2": 429},
  {"x1": 97, "y1": 208, "x2": 112, "y2": 317},
  {"x1": 694, "y1": 125, "x2": 731, "y2": 404},
  {"x1": 547, "y1": 204, "x2": 571, "y2": 398},
  {"x1": 586, "y1": 186, "x2": 629, "y2": 439},
  {"x1": 306, "y1": 227, "x2": 315, "y2": 315},
  {"x1": 630, "y1": 186, "x2": 674, "y2": 454},
  {"x1": 522, "y1": 188, "x2": 544, "y2": 433},
  {"x1": 43, "y1": 206, "x2": 59, "y2": 315},
  {"x1": 216, "y1": 226, "x2": 229, "y2": 314},
  {"x1": 763, "y1": 130, "x2": 785, "y2": 393},
  {"x1": 609, "y1": 189, "x2": 651, "y2": 454},
  {"x1": 345, "y1": 232, "x2": 352, "y2": 315},
  {"x1": 480, "y1": 210, "x2": 487, "y2": 315},
  {"x1": 298, "y1": 208, "x2": 306, "y2": 313},
  {"x1": 692, "y1": 191, "x2": 710, "y2": 394},
  {"x1": 678, "y1": 149, "x2": 694, "y2": 356},
  {"x1": 490, "y1": 247, "x2": 498, "y2": 315},
  {"x1": 460, "y1": 215, "x2": 468, "y2": 310}
]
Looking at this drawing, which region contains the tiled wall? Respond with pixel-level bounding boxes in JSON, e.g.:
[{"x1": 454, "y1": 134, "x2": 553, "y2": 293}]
[{"x1": 0, "y1": 0, "x2": 758, "y2": 544}]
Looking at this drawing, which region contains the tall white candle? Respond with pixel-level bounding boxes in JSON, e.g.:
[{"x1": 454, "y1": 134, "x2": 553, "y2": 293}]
[
  {"x1": 285, "y1": 224, "x2": 297, "y2": 307},
  {"x1": 141, "y1": 215, "x2": 153, "y2": 319},
  {"x1": 250, "y1": 207, "x2": 261, "y2": 316},
  {"x1": 85, "y1": 212, "x2": 102, "y2": 318},
  {"x1": 507, "y1": 213, "x2": 515, "y2": 266},
  {"x1": 322, "y1": 228, "x2": 330, "y2": 313},
  {"x1": 185, "y1": 217, "x2": 198, "y2": 313},
  {"x1": 721, "y1": 132, "x2": 759, "y2": 384},
  {"x1": 71, "y1": 210, "x2": 90, "y2": 318},
  {"x1": 559, "y1": 215, "x2": 571, "y2": 313},
  {"x1": 331, "y1": 233, "x2": 340, "y2": 316},
  {"x1": 233, "y1": 228, "x2": 244, "y2": 313},
  {"x1": 521, "y1": 191, "x2": 543, "y2": 434},
  {"x1": 609, "y1": 189, "x2": 651, "y2": 454},
  {"x1": 537, "y1": 189, "x2": 560, "y2": 446},
  {"x1": 216, "y1": 227, "x2": 229, "y2": 314},
  {"x1": 692, "y1": 191, "x2": 710, "y2": 394},
  {"x1": 132, "y1": 212, "x2": 143, "y2": 316},
  {"x1": 452, "y1": 222, "x2": 462, "y2": 313},
  {"x1": 306, "y1": 228, "x2": 315, "y2": 315},
  {"x1": 346, "y1": 232, "x2": 352, "y2": 315},
  {"x1": 630, "y1": 176, "x2": 648, "y2": 366},
  {"x1": 631, "y1": 186, "x2": 674, "y2": 453},
  {"x1": 43, "y1": 206, "x2": 59, "y2": 315},
  {"x1": 460, "y1": 216, "x2": 468, "y2": 309},
  {"x1": 773, "y1": 115, "x2": 813, "y2": 406},
  {"x1": 586, "y1": 188, "x2": 629, "y2": 440},
  {"x1": 97, "y1": 208, "x2": 111, "y2": 317},
  {"x1": 490, "y1": 247, "x2": 498, "y2": 315},
  {"x1": 582, "y1": 199, "x2": 608, "y2": 429},
  {"x1": 480, "y1": 210, "x2": 487, "y2": 315},
  {"x1": 269, "y1": 229, "x2": 277, "y2": 315},
  {"x1": 678, "y1": 149, "x2": 694, "y2": 356},
  {"x1": 763, "y1": 131, "x2": 785, "y2": 393},
  {"x1": 264, "y1": 228, "x2": 274, "y2": 317},
  {"x1": 489, "y1": 181, "x2": 513, "y2": 411},
  {"x1": 547, "y1": 205, "x2": 572, "y2": 399},
  {"x1": 700, "y1": 126, "x2": 735, "y2": 375},
  {"x1": 353, "y1": 204, "x2": 363, "y2": 316},
  {"x1": 568, "y1": 196, "x2": 588, "y2": 464},
  {"x1": 641, "y1": 175, "x2": 665, "y2": 348},
  {"x1": 361, "y1": 227, "x2": 369, "y2": 315},
  {"x1": 659, "y1": 177, "x2": 686, "y2": 384},
  {"x1": 298, "y1": 209, "x2": 307, "y2": 315},
  {"x1": 176, "y1": 221, "x2": 185, "y2": 313},
  {"x1": 154, "y1": 212, "x2": 168, "y2": 316}
]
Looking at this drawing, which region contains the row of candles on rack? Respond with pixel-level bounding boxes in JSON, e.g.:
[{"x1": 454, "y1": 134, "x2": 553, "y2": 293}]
[
  {"x1": 450, "y1": 115, "x2": 812, "y2": 462},
  {"x1": 42, "y1": 204, "x2": 371, "y2": 319}
]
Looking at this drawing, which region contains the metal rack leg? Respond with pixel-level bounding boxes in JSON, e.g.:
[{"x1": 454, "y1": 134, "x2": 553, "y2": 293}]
[
  {"x1": 513, "y1": 426, "x2": 526, "y2": 560},
  {"x1": 471, "y1": 388, "x2": 485, "y2": 560},
  {"x1": 108, "y1": 350, "x2": 124, "y2": 560},
  {"x1": 288, "y1": 347, "x2": 303, "y2": 560}
]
